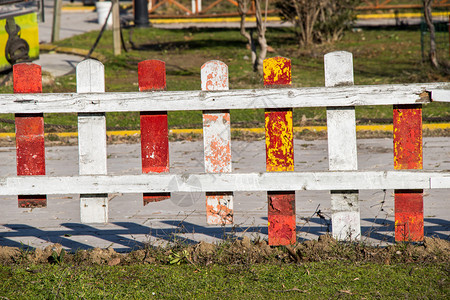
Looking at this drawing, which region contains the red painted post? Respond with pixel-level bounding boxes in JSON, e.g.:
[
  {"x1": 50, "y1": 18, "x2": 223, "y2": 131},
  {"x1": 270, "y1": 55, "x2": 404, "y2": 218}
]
[
  {"x1": 138, "y1": 60, "x2": 170, "y2": 205},
  {"x1": 13, "y1": 63, "x2": 47, "y2": 208},
  {"x1": 264, "y1": 57, "x2": 296, "y2": 246},
  {"x1": 393, "y1": 104, "x2": 423, "y2": 242}
]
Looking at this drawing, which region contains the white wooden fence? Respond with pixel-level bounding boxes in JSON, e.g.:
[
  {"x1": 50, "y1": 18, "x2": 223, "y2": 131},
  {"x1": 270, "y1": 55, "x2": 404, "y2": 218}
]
[{"x1": 1, "y1": 51, "x2": 449, "y2": 245}]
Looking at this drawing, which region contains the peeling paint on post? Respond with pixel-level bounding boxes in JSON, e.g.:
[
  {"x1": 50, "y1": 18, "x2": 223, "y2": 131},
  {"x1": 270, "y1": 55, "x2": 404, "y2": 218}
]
[
  {"x1": 393, "y1": 104, "x2": 423, "y2": 241},
  {"x1": 324, "y1": 51, "x2": 360, "y2": 241},
  {"x1": 201, "y1": 60, "x2": 233, "y2": 225},
  {"x1": 138, "y1": 60, "x2": 170, "y2": 205},
  {"x1": 13, "y1": 63, "x2": 46, "y2": 208},
  {"x1": 264, "y1": 57, "x2": 295, "y2": 246}
]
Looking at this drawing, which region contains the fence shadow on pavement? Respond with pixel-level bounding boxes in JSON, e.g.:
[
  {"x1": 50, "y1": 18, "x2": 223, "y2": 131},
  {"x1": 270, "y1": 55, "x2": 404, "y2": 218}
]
[{"x1": 0, "y1": 218, "x2": 448, "y2": 252}]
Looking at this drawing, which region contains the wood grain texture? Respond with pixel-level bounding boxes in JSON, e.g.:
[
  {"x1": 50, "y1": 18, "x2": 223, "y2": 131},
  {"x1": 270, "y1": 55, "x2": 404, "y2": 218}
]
[
  {"x1": 264, "y1": 57, "x2": 295, "y2": 246},
  {"x1": 77, "y1": 59, "x2": 108, "y2": 224},
  {"x1": 138, "y1": 60, "x2": 170, "y2": 205},
  {"x1": 13, "y1": 63, "x2": 46, "y2": 208},
  {"x1": 430, "y1": 88, "x2": 450, "y2": 102},
  {"x1": 201, "y1": 60, "x2": 233, "y2": 225},
  {"x1": 324, "y1": 51, "x2": 360, "y2": 241},
  {"x1": 0, "y1": 83, "x2": 443, "y2": 114},
  {"x1": 0, "y1": 171, "x2": 447, "y2": 195}
]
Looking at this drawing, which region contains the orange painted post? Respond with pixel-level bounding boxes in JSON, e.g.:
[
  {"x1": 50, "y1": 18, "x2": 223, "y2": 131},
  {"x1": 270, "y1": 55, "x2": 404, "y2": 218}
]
[
  {"x1": 393, "y1": 104, "x2": 423, "y2": 242},
  {"x1": 201, "y1": 60, "x2": 233, "y2": 225},
  {"x1": 13, "y1": 63, "x2": 47, "y2": 208},
  {"x1": 264, "y1": 57, "x2": 296, "y2": 246},
  {"x1": 138, "y1": 60, "x2": 170, "y2": 205}
]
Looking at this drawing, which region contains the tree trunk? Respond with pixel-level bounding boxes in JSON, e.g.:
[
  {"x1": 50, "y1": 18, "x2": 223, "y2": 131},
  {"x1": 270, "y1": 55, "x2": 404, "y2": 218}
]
[
  {"x1": 238, "y1": 0, "x2": 269, "y2": 75},
  {"x1": 423, "y1": 0, "x2": 439, "y2": 68},
  {"x1": 254, "y1": 0, "x2": 268, "y2": 75},
  {"x1": 238, "y1": 0, "x2": 257, "y2": 68}
]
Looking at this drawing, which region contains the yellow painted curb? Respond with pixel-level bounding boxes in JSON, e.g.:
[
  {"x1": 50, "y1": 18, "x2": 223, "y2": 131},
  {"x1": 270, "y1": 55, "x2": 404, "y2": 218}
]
[
  {"x1": 39, "y1": 44, "x2": 106, "y2": 61},
  {"x1": 150, "y1": 16, "x2": 280, "y2": 24},
  {"x1": 357, "y1": 11, "x2": 449, "y2": 19},
  {"x1": 61, "y1": 6, "x2": 96, "y2": 12},
  {"x1": 61, "y1": 5, "x2": 133, "y2": 12},
  {"x1": 0, "y1": 124, "x2": 448, "y2": 139},
  {"x1": 60, "y1": 4, "x2": 448, "y2": 21}
]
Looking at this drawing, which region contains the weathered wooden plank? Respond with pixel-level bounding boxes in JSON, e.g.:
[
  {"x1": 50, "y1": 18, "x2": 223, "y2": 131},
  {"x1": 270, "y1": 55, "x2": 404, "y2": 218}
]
[
  {"x1": 264, "y1": 57, "x2": 295, "y2": 246},
  {"x1": 77, "y1": 59, "x2": 108, "y2": 224},
  {"x1": 201, "y1": 60, "x2": 233, "y2": 225},
  {"x1": 138, "y1": 60, "x2": 170, "y2": 205},
  {"x1": 13, "y1": 63, "x2": 47, "y2": 208},
  {"x1": 0, "y1": 83, "x2": 444, "y2": 113},
  {"x1": 393, "y1": 104, "x2": 423, "y2": 242},
  {"x1": 325, "y1": 51, "x2": 360, "y2": 241},
  {"x1": 430, "y1": 176, "x2": 450, "y2": 188},
  {"x1": 0, "y1": 171, "x2": 447, "y2": 195},
  {"x1": 430, "y1": 88, "x2": 450, "y2": 102}
]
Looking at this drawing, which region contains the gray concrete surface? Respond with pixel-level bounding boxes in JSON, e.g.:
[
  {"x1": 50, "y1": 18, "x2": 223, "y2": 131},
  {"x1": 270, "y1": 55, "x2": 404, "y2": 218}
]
[
  {"x1": 34, "y1": 1, "x2": 100, "y2": 76},
  {"x1": 0, "y1": 138, "x2": 448, "y2": 251}
]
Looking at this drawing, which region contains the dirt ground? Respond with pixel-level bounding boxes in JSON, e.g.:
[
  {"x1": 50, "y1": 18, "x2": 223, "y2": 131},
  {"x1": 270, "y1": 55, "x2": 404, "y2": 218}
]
[{"x1": 0, "y1": 236, "x2": 448, "y2": 266}]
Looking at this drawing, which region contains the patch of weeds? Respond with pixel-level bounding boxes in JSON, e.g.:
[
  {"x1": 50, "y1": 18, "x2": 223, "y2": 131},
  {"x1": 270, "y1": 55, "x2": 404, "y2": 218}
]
[
  {"x1": 168, "y1": 249, "x2": 191, "y2": 265},
  {"x1": 48, "y1": 249, "x2": 65, "y2": 265},
  {"x1": 46, "y1": 133, "x2": 60, "y2": 142}
]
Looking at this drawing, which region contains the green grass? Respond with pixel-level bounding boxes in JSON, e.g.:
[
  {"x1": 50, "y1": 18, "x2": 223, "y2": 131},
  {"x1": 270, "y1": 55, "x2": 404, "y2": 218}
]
[
  {"x1": 0, "y1": 26, "x2": 448, "y2": 132},
  {"x1": 0, "y1": 262, "x2": 447, "y2": 298}
]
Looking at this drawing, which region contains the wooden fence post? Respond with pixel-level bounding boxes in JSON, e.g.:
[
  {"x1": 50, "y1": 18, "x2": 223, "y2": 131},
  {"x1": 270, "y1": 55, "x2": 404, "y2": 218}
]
[
  {"x1": 394, "y1": 105, "x2": 423, "y2": 241},
  {"x1": 13, "y1": 63, "x2": 46, "y2": 208},
  {"x1": 138, "y1": 60, "x2": 170, "y2": 204},
  {"x1": 264, "y1": 57, "x2": 296, "y2": 246},
  {"x1": 112, "y1": 0, "x2": 121, "y2": 56},
  {"x1": 324, "y1": 51, "x2": 360, "y2": 241},
  {"x1": 201, "y1": 60, "x2": 233, "y2": 225},
  {"x1": 77, "y1": 59, "x2": 108, "y2": 223}
]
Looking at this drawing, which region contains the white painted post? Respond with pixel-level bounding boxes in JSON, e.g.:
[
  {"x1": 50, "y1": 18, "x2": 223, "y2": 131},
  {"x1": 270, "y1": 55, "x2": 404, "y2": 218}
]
[
  {"x1": 77, "y1": 59, "x2": 108, "y2": 223},
  {"x1": 324, "y1": 51, "x2": 360, "y2": 241},
  {"x1": 201, "y1": 60, "x2": 233, "y2": 225}
]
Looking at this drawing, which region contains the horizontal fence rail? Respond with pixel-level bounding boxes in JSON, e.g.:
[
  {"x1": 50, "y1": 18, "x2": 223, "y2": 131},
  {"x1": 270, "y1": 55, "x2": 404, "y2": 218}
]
[
  {"x1": 0, "y1": 83, "x2": 448, "y2": 114},
  {"x1": 0, "y1": 171, "x2": 449, "y2": 195},
  {"x1": 1, "y1": 51, "x2": 449, "y2": 246}
]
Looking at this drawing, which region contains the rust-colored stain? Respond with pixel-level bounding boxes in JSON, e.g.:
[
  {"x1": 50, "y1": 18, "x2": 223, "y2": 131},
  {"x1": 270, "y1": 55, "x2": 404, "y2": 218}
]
[
  {"x1": 206, "y1": 137, "x2": 231, "y2": 173},
  {"x1": 13, "y1": 64, "x2": 47, "y2": 208},
  {"x1": 206, "y1": 192, "x2": 233, "y2": 225},
  {"x1": 393, "y1": 105, "x2": 423, "y2": 170},
  {"x1": 138, "y1": 61, "x2": 170, "y2": 205},
  {"x1": 393, "y1": 104, "x2": 423, "y2": 242},
  {"x1": 203, "y1": 114, "x2": 219, "y2": 123},
  {"x1": 263, "y1": 57, "x2": 292, "y2": 87},
  {"x1": 201, "y1": 61, "x2": 228, "y2": 91},
  {"x1": 265, "y1": 109, "x2": 294, "y2": 172},
  {"x1": 394, "y1": 190, "x2": 424, "y2": 242},
  {"x1": 203, "y1": 112, "x2": 231, "y2": 173},
  {"x1": 202, "y1": 61, "x2": 233, "y2": 225}
]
